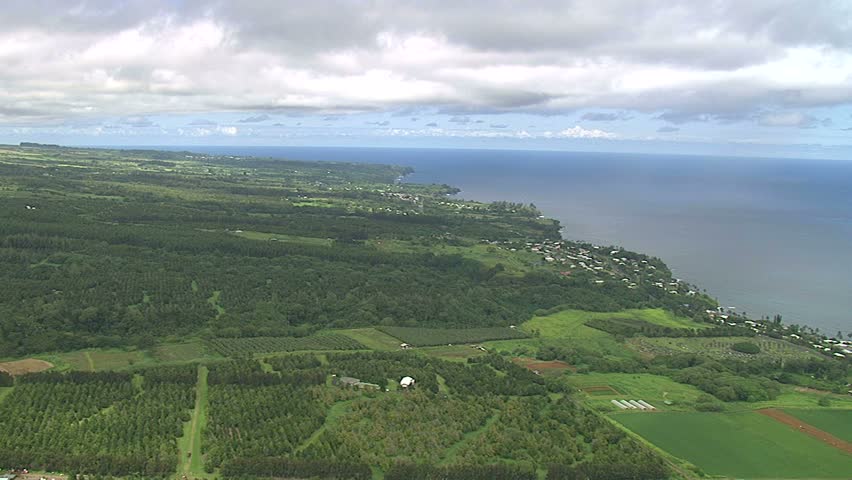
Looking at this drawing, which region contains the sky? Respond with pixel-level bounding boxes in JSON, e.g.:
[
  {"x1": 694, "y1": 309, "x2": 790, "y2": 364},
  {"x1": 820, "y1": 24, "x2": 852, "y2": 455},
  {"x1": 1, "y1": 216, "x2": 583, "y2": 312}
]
[{"x1": 1, "y1": 0, "x2": 852, "y2": 159}]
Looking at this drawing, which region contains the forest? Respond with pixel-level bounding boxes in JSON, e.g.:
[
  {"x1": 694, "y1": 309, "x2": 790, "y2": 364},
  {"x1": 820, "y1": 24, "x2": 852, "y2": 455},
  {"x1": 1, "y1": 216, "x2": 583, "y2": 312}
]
[{"x1": 0, "y1": 145, "x2": 711, "y2": 356}]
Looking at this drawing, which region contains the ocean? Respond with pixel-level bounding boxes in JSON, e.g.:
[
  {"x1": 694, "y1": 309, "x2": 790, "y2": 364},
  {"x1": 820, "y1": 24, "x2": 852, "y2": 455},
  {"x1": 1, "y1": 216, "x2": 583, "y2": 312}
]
[{"x1": 142, "y1": 145, "x2": 852, "y2": 336}]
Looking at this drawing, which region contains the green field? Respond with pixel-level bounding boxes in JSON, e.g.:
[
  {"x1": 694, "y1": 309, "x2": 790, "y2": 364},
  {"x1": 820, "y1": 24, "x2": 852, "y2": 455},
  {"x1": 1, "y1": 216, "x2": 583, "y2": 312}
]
[
  {"x1": 154, "y1": 341, "x2": 218, "y2": 363},
  {"x1": 784, "y1": 409, "x2": 852, "y2": 442},
  {"x1": 631, "y1": 335, "x2": 820, "y2": 360},
  {"x1": 47, "y1": 348, "x2": 149, "y2": 371},
  {"x1": 336, "y1": 328, "x2": 404, "y2": 351},
  {"x1": 206, "y1": 334, "x2": 366, "y2": 356},
  {"x1": 617, "y1": 411, "x2": 852, "y2": 478},
  {"x1": 566, "y1": 373, "x2": 706, "y2": 411},
  {"x1": 377, "y1": 326, "x2": 528, "y2": 346},
  {"x1": 419, "y1": 344, "x2": 489, "y2": 362}
]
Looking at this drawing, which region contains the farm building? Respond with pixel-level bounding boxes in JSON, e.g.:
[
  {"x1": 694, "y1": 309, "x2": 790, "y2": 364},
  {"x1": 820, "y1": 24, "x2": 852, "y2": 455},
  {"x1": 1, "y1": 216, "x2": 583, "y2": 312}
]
[
  {"x1": 333, "y1": 375, "x2": 380, "y2": 390},
  {"x1": 400, "y1": 376, "x2": 415, "y2": 388},
  {"x1": 0, "y1": 475, "x2": 17, "y2": 480}
]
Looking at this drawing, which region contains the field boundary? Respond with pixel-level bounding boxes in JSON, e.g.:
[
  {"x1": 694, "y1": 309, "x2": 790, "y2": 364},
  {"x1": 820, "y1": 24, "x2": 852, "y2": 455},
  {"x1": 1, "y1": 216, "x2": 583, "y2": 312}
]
[{"x1": 758, "y1": 408, "x2": 852, "y2": 454}]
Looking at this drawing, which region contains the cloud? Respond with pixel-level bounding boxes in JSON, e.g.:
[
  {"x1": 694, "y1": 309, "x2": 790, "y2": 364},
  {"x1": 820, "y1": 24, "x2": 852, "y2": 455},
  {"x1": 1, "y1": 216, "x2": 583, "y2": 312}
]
[
  {"x1": 581, "y1": 112, "x2": 632, "y2": 122},
  {"x1": 657, "y1": 126, "x2": 680, "y2": 133},
  {"x1": 238, "y1": 114, "x2": 271, "y2": 123},
  {"x1": 490, "y1": 123, "x2": 509, "y2": 128},
  {"x1": 449, "y1": 116, "x2": 473, "y2": 124},
  {"x1": 188, "y1": 118, "x2": 217, "y2": 126},
  {"x1": 122, "y1": 116, "x2": 157, "y2": 127},
  {"x1": 425, "y1": 122, "x2": 438, "y2": 127},
  {"x1": 542, "y1": 126, "x2": 617, "y2": 139},
  {"x1": 366, "y1": 120, "x2": 390, "y2": 126},
  {"x1": 757, "y1": 112, "x2": 831, "y2": 128},
  {"x1": 0, "y1": 1, "x2": 850, "y2": 132}
]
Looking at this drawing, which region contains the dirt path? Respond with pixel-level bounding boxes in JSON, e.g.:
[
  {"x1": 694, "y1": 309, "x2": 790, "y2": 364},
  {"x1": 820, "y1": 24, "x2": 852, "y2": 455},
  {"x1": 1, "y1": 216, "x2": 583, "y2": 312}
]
[
  {"x1": 84, "y1": 351, "x2": 95, "y2": 371},
  {"x1": 758, "y1": 408, "x2": 852, "y2": 454}
]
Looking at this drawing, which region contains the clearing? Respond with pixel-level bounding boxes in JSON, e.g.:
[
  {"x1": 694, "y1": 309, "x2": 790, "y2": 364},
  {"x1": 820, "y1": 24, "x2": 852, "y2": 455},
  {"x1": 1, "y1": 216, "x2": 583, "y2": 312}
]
[
  {"x1": 512, "y1": 357, "x2": 574, "y2": 376},
  {"x1": 758, "y1": 408, "x2": 852, "y2": 454},
  {"x1": 630, "y1": 336, "x2": 820, "y2": 361},
  {"x1": 617, "y1": 411, "x2": 852, "y2": 478},
  {"x1": 0, "y1": 358, "x2": 54, "y2": 376},
  {"x1": 178, "y1": 365, "x2": 209, "y2": 477},
  {"x1": 568, "y1": 373, "x2": 705, "y2": 411},
  {"x1": 336, "y1": 327, "x2": 403, "y2": 351},
  {"x1": 378, "y1": 326, "x2": 528, "y2": 346},
  {"x1": 781, "y1": 409, "x2": 852, "y2": 443}
]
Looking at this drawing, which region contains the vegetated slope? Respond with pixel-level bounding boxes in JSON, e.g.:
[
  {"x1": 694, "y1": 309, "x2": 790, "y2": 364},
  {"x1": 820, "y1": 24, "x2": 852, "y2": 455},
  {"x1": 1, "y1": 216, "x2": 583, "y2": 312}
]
[
  {"x1": 0, "y1": 145, "x2": 713, "y2": 356},
  {"x1": 783, "y1": 409, "x2": 852, "y2": 443}
]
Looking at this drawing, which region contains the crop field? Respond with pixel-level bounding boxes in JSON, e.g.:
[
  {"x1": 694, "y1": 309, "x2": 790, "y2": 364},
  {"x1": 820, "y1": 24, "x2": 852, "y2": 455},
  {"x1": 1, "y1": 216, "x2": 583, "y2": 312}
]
[
  {"x1": 154, "y1": 340, "x2": 217, "y2": 363},
  {"x1": 567, "y1": 373, "x2": 705, "y2": 410},
  {"x1": 420, "y1": 344, "x2": 488, "y2": 362},
  {"x1": 50, "y1": 349, "x2": 148, "y2": 371},
  {"x1": 629, "y1": 336, "x2": 819, "y2": 360},
  {"x1": 512, "y1": 357, "x2": 574, "y2": 376},
  {"x1": 783, "y1": 409, "x2": 852, "y2": 443},
  {"x1": 335, "y1": 328, "x2": 403, "y2": 351},
  {"x1": 377, "y1": 326, "x2": 528, "y2": 346},
  {"x1": 617, "y1": 411, "x2": 852, "y2": 478},
  {"x1": 207, "y1": 334, "x2": 366, "y2": 356},
  {"x1": 0, "y1": 358, "x2": 53, "y2": 376}
]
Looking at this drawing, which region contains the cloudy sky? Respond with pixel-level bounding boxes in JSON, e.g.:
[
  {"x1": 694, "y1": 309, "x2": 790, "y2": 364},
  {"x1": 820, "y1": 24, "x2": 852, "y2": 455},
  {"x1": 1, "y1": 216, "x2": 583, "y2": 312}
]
[{"x1": 2, "y1": 0, "x2": 852, "y2": 158}]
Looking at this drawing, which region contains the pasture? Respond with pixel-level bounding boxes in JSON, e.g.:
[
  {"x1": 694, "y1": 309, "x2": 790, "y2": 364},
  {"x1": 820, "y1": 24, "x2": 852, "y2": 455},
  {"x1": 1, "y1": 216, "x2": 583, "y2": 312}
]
[
  {"x1": 617, "y1": 411, "x2": 852, "y2": 478},
  {"x1": 50, "y1": 349, "x2": 148, "y2": 371},
  {"x1": 153, "y1": 340, "x2": 216, "y2": 363},
  {"x1": 567, "y1": 373, "x2": 704, "y2": 411},
  {"x1": 420, "y1": 344, "x2": 488, "y2": 362},
  {"x1": 377, "y1": 326, "x2": 528, "y2": 346},
  {"x1": 784, "y1": 409, "x2": 852, "y2": 443}
]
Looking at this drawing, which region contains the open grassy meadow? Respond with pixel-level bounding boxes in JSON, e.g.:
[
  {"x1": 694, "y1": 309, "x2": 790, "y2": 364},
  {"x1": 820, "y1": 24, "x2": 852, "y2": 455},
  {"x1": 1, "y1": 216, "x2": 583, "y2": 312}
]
[
  {"x1": 784, "y1": 409, "x2": 852, "y2": 442},
  {"x1": 336, "y1": 328, "x2": 404, "y2": 351},
  {"x1": 377, "y1": 325, "x2": 528, "y2": 346},
  {"x1": 617, "y1": 411, "x2": 852, "y2": 478},
  {"x1": 566, "y1": 373, "x2": 706, "y2": 411}
]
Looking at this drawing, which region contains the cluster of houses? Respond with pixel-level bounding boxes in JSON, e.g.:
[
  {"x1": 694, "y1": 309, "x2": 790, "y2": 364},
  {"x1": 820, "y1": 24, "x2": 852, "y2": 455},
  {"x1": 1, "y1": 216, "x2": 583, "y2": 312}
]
[
  {"x1": 510, "y1": 239, "x2": 690, "y2": 293},
  {"x1": 814, "y1": 338, "x2": 852, "y2": 359}
]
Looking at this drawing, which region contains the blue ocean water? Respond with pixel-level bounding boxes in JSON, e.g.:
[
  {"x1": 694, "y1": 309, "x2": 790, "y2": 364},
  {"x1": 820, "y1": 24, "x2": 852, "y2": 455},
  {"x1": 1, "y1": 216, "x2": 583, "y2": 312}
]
[{"x1": 146, "y1": 146, "x2": 852, "y2": 336}]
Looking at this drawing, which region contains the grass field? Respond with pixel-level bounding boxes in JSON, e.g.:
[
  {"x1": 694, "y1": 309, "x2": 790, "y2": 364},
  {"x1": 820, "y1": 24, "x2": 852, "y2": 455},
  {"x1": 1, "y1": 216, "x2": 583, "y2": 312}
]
[
  {"x1": 566, "y1": 373, "x2": 705, "y2": 411},
  {"x1": 377, "y1": 326, "x2": 528, "y2": 346},
  {"x1": 231, "y1": 230, "x2": 333, "y2": 246},
  {"x1": 48, "y1": 348, "x2": 148, "y2": 371},
  {"x1": 726, "y1": 388, "x2": 852, "y2": 412},
  {"x1": 335, "y1": 328, "x2": 403, "y2": 351},
  {"x1": 617, "y1": 411, "x2": 852, "y2": 478},
  {"x1": 630, "y1": 335, "x2": 820, "y2": 361},
  {"x1": 177, "y1": 365, "x2": 209, "y2": 477},
  {"x1": 784, "y1": 409, "x2": 852, "y2": 442},
  {"x1": 154, "y1": 341, "x2": 218, "y2": 363}
]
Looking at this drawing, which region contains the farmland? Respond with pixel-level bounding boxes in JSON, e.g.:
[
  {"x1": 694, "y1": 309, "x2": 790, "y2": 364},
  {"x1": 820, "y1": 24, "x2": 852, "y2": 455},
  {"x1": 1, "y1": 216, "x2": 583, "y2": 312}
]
[
  {"x1": 377, "y1": 326, "x2": 528, "y2": 346},
  {"x1": 629, "y1": 335, "x2": 820, "y2": 360},
  {"x1": 206, "y1": 334, "x2": 366, "y2": 356},
  {"x1": 616, "y1": 411, "x2": 852, "y2": 478},
  {"x1": 566, "y1": 373, "x2": 706, "y2": 411},
  {"x1": 783, "y1": 409, "x2": 852, "y2": 442},
  {"x1": 0, "y1": 358, "x2": 53, "y2": 376}
]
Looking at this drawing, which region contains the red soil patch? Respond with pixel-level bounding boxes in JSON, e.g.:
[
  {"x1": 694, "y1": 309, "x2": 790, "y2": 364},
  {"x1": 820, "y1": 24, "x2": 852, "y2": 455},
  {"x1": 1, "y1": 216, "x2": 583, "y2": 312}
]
[
  {"x1": 758, "y1": 408, "x2": 852, "y2": 454},
  {"x1": 513, "y1": 357, "x2": 576, "y2": 373},
  {"x1": 0, "y1": 358, "x2": 54, "y2": 376}
]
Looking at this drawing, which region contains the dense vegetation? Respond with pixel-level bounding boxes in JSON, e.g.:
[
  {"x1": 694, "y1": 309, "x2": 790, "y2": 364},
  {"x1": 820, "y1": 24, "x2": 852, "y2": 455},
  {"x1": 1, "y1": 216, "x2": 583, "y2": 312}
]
[{"x1": 0, "y1": 145, "x2": 711, "y2": 356}]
